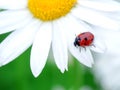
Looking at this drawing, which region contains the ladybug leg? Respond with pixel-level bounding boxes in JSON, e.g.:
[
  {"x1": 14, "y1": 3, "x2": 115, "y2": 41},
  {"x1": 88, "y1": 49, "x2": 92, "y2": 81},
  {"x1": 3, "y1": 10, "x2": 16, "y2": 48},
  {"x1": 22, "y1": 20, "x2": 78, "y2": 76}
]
[
  {"x1": 78, "y1": 47, "x2": 87, "y2": 52},
  {"x1": 91, "y1": 44, "x2": 96, "y2": 47},
  {"x1": 78, "y1": 47, "x2": 81, "y2": 52},
  {"x1": 75, "y1": 45, "x2": 79, "y2": 48},
  {"x1": 83, "y1": 46, "x2": 87, "y2": 51}
]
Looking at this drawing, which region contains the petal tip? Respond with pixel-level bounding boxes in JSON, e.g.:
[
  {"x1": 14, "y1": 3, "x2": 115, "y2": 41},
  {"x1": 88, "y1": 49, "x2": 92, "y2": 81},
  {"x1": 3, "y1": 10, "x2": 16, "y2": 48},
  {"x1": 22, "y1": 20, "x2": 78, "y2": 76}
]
[
  {"x1": 65, "y1": 67, "x2": 68, "y2": 71},
  {"x1": 30, "y1": 63, "x2": 43, "y2": 78},
  {"x1": 31, "y1": 69, "x2": 40, "y2": 78},
  {"x1": 84, "y1": 62, "x2": 93, "y2": 68},
  {"x1": 60, "y1": 68, "x2": 65, "y2": 73},
  {"x1": 87, "y1": 64, "x2": 92, "y2": 68}
]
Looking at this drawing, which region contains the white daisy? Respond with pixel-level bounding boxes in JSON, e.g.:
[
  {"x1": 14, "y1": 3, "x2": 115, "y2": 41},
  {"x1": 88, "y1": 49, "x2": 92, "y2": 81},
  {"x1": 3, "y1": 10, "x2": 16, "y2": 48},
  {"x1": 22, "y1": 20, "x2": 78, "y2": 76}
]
[{"x1": 0, "y1": 0, "x2": 120, "y2": 77}]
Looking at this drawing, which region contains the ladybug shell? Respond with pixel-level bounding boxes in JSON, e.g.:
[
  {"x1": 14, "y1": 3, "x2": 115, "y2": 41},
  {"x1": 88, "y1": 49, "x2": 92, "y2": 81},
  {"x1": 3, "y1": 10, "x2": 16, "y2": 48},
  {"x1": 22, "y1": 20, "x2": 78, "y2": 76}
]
[{"x1": 74, "y1": 32, "x2": 94, "y2": 47}]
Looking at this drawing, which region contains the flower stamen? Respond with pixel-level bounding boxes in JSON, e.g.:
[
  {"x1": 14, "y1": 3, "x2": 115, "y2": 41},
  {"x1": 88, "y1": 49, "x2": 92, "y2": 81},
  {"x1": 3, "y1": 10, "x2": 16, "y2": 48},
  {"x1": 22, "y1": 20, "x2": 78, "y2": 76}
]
[{"x1": 28, "y1": 0, "x2": 77, "y2": 21}]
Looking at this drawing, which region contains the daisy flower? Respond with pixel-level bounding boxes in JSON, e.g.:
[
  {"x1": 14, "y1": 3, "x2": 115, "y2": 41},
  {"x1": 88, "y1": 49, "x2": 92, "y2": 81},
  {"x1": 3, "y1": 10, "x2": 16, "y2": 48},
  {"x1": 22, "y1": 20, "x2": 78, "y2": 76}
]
[{"x1": 0, "y1": 0, "x2": 120, "y2": 77}]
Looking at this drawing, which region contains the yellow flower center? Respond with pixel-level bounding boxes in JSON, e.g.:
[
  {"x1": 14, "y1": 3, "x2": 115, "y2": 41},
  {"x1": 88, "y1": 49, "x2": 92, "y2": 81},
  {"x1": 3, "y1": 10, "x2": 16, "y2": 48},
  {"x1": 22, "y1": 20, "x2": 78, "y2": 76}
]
[{"x1": 28, "y1": 0, "x2": 77, "y2": 21}]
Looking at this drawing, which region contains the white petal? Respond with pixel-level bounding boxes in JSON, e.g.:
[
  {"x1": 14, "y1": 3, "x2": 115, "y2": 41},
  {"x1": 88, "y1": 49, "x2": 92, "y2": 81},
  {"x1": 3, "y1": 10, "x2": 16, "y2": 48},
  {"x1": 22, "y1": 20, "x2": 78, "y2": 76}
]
[
  {"x1": 0, "y1": 19, "x2": 40, "y2": 66},
  {"x1": 52, "y1": 21, "x2": 68, "y2": 73},
  {"x1": 90, "y1": 37, "x2": 106, "y2": 53},
  {"x1": 69, "y1": 42, "x2": 93, "y2": 67},
  {"x1": 0, "y1": 0, "x2": 27, "y2": 9},
  {"x1": 62, "y1": 15, "x2": 91, "y2": 35},
  {"x1": 0, "y1": 15, "x2": 33, "y2": 34},
  {"x1": 79, "y1": 0, "x2": 120, "y2": 12},
  {"x1": 30, "y1": 23, "x2": 52, "y2": 77},
  {"x1": 0, "y1": 10, "x2": 30, "y2": 28},
  {"x1": 59, "y1": 15, "x2": 94, "y2": 43},
  {"x1": 103, "y1": 12, "x2": 120, "y2": 21},
  {"x1": 71, "y1": 6, "x2": 120, "y2": 30}
]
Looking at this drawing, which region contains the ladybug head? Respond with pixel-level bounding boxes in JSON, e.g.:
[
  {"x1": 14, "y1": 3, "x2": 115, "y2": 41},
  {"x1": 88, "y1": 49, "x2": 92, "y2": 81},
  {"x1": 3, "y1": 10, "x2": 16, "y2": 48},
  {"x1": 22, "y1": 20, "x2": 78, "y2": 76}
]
[{"x1": 74, "y1": 37, "x2": 81, "y2": 47}]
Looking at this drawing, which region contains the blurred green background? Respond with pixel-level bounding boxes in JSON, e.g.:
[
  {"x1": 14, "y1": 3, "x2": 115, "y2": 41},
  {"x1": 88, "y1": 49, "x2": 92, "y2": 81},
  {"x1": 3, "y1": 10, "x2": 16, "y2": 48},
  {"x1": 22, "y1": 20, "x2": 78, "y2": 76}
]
[{"x1": 0, "y1": 33, "x2": 101, "y2": 90}]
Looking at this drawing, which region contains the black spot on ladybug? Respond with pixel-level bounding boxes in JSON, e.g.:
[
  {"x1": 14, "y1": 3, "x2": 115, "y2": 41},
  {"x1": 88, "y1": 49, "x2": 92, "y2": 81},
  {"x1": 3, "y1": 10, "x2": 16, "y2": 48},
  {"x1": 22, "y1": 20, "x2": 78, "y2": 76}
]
[
  {"x1": 91, "y1": 38, "x2": 93, "y2": 41},
  {"x1": 84, "y1": 37, "x2": 88, "y2": 41}
]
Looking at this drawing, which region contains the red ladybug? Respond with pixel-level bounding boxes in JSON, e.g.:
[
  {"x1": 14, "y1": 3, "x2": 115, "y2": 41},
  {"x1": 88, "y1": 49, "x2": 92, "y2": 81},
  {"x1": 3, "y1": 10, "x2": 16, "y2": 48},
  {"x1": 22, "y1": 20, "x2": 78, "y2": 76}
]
[{"x1": 74, "y1": 32, "x2": 94, "y2": 47}]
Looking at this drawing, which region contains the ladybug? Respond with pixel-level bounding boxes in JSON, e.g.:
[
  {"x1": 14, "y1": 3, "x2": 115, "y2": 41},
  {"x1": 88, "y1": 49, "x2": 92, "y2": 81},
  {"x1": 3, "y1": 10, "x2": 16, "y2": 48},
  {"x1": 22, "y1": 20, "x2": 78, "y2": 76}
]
[{"x1": 74, "y1": 32, "x2": 94, "y2": 47}]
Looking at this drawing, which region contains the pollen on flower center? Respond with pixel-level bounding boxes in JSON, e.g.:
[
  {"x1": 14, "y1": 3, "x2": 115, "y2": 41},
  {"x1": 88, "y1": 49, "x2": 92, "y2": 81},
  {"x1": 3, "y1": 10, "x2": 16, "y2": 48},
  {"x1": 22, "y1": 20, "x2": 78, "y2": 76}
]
[{"x1": 28, "y1": 0, "x2": 77, "y2": 21}]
